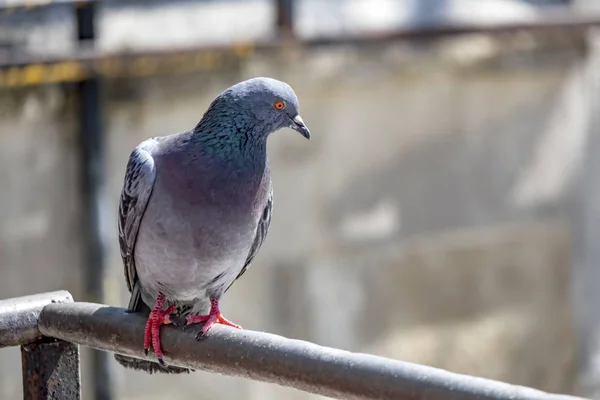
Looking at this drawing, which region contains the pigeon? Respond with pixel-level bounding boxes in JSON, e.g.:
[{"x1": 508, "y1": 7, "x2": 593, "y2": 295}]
[{"x1": 113, "y1": 77, "x2": 310, "y2": 373}]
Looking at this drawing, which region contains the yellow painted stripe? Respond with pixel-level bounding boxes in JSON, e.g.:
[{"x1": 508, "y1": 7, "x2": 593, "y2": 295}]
[{"x1": 0, "y1": 46, "x2": 257, "y2": 88}]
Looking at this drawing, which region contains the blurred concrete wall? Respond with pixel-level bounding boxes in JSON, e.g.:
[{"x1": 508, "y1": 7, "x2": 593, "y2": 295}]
[{"x1": 0, "y1": 39, "x2": 590, "y2": 398}]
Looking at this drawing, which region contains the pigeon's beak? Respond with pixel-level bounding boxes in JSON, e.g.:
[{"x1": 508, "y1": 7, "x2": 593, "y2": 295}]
[{"x1": 290, "y1": 115, "x2": 311, "y2": 140}]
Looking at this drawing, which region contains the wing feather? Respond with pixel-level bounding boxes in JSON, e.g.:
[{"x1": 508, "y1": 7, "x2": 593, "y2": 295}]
[
  {"x1": 226, "y1": 185, "x2": 273, "y2": 292},
  {"x1": 118, "y1": 142, "x2": 157, "y2": 301}
]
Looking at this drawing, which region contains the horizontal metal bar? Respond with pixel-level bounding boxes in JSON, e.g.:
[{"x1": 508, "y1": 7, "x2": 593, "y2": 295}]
[
  {"x1": 38, "y1": 301, "x2": 586, "y2": 400},
  {"x1": 0, "y1": 291, "x2": 73, "y2": 348}
]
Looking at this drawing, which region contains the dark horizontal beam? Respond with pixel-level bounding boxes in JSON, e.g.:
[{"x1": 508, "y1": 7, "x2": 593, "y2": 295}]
[
  {"x1": 0, "y1": 291, "x2": 73, "y2": 348},
  {"x1": 0, "y1": 9, "x2": 598, "y2": 88},
  {"x1": 38, "y1": 301, "x2": 586, "y2": 400},
  {"x1": 0, "y1": 43, "x2": 258, "y2": 87}
]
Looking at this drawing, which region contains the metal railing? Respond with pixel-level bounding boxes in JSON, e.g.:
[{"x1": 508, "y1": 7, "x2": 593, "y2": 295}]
[
  {"x1": 0, "y1": 291, "x2": 80, "y2": 399},
  {"x1": 0, "y1": 291, "x2": 589, "y2": 400}
]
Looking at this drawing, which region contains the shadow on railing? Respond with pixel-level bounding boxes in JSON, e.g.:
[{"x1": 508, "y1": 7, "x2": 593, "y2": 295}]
[{"x1": 0, "y1": 291, "x2": 588, "y2": 400}]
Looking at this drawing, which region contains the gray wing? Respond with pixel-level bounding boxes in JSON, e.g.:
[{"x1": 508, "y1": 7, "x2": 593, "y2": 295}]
[
  {"x1": 226, "y1": 186, "x2": 273, "y2": 292},
  {"x1": 118, "y1": 142, "x2": 157, "y2": 307}
]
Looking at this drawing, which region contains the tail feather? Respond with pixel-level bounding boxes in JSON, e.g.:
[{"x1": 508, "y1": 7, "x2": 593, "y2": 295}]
[
  {"x1": 114, "y1": 353, "x2": 191, "y2": 374},
  {"x1": 114, "y1": 283, "x2": 193, "y2": 374}
]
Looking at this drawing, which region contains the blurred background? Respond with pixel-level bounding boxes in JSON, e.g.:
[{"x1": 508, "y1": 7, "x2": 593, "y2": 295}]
[{"x1": 2, "y1": 0, "x2": 600, "y2": 399}]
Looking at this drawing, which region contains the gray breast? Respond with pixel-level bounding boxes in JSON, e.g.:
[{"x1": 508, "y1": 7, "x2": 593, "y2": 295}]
[{"x1": 133, "y1": 153, "x2": 269, "y2": 304}]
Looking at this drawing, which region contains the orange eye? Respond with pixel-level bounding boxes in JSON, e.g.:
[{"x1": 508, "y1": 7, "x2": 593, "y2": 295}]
[{"x1": 274, "y1": 101, "x2": 286, "y2": 110}]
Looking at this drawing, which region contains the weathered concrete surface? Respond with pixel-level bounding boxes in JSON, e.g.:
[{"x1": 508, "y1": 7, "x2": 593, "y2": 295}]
[
  {"x1": 0, "y1": 42, "x2": 585, "y2": 399},
  {"x1": 0, "y1": 87, "x2": 83, "y2": 398}
]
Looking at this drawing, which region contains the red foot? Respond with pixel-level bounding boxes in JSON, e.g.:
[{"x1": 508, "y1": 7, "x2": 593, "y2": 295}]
[
  {"x1": 143, "y1": 294, "x2": 176, "y2": 366},
  {"x1": 186, "y1": 298, "x2": 241, "y2": 339}
]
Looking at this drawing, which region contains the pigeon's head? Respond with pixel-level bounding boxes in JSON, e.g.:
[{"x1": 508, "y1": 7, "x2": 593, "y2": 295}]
[{"x1": 216, "y1": 77, "x2": 310, "y2": 140}]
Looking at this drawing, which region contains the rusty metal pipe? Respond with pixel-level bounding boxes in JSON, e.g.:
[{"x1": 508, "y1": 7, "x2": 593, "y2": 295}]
[
  {"x1": 0, "y1": 291, "x2": 73, "y2": 348},
  {"x1": 38, "y1": 301, "x2": 586, "y2": 400}
]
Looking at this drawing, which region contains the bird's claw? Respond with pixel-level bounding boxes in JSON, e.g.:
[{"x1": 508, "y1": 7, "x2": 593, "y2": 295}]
[
  {"x1": 143, "y1": 296, "x2": 176, "y2": 365},
  {"x1": 195, "y1": 331, "x2": 207, "y2": 340},
  {"x1": 168, "y1": 314, "x2": 188, "y2": 328},
  {"x1": 186, "y1": 302, "x2": 242, "y2": 340}
]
